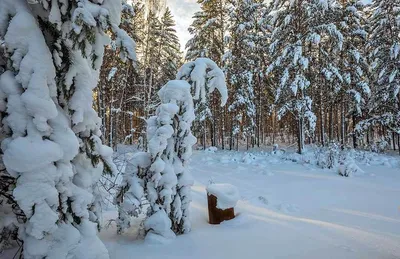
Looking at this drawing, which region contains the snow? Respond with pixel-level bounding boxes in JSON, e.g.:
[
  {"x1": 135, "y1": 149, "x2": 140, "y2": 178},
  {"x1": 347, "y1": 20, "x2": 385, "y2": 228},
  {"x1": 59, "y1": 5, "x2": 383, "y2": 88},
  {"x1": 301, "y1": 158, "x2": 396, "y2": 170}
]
[
  {"x1": 100, "y1": 148, "x2": 400, "y2": 259},
  {"x1": 176, "y1": 58, "x2": 228, "y2": 106},
  {"x1": 207, "y1": 183, "x2": 240, "y2": 209},
  {"x1": 338, "y1": 161, "x2": 365, "y2": 177},
  {"x1": 116, "y1": 79, "x2": 197, "y2": 236},
  {"x1": 144, "y1": 210, "x2": 176, "y2": 242},
  {"x1": 3, "y1": 137, "x2": 63, "y2": 173}
]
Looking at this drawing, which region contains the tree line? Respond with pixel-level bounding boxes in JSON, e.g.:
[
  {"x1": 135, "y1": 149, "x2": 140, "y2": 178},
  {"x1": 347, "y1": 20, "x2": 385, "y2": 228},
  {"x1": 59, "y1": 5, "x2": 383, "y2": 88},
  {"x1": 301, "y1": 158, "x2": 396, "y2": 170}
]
[
  {"x1": 98, "y1": 0, "x2": 400, "y2": 155},
  {"x1": 95, "y1": 2, "x2": 182, "y2": 149}
]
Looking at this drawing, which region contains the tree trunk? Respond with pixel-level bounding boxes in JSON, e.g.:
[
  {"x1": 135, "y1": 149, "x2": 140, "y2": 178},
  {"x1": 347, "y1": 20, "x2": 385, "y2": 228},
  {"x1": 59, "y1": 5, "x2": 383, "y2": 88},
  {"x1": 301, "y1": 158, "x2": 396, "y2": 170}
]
[
  {"x1": 297, "y1": 117, "x2": 304, "y2": 154},
  {"x1": 393, "y1": 132, "x2": 396, "y2": 150},
  {"x1": 320, "y1": 100, "x2": 325, "y2": 146},
  {"x1": 352, "y1": 115, "x2": 357, "y2": 149},
  {"x1": 329, "y1": 106, "x2": 333, "y2": 141},
  {"x1": 341, "y1": 102, "x2": 345, "y2": 147}
]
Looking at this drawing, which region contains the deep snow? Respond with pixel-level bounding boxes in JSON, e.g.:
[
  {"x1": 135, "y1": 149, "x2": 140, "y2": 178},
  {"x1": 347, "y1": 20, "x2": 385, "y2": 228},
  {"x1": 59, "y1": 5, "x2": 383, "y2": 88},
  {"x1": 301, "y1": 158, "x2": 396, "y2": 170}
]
[{"x1": 101, "y1": 148, "x2": 400, "y2": 259}]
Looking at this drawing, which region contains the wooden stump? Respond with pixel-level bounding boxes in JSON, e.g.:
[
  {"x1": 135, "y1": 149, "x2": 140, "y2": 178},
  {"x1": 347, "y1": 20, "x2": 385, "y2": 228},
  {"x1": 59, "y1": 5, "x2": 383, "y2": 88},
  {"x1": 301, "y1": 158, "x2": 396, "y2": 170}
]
[{"x1": 207, "y1": 194, "x2": 235, "y2": 224}]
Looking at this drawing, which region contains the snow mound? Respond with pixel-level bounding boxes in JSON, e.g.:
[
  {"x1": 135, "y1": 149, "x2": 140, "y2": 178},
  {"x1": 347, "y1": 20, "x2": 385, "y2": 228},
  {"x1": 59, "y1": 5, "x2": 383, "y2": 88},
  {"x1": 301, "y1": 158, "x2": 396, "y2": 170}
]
[
  {"x1": 207, "y1": 183, "x2": 240, "y2": 209},
  {"x1": 219, "y1": 155, "x2": 232, "y2": 164},
  {"x1": 338, "y1": 161, "x2": 365, "y2": 177},
  {"x1": 242, "y1": 153, "x2": 257, "y2": 164},
  {"x1": 144, "y1": 210, "x2": 176, "y2": 243}
]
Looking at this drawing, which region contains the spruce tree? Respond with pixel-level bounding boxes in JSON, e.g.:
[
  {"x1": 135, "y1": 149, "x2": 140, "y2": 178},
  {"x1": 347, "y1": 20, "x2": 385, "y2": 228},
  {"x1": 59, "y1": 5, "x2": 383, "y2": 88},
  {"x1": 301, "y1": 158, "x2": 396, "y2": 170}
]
[
  {"x1": 0, "y1": 0, "x2": 135, "y2": 257},
  {"x1": 158, "y1": 8, "x2": 182, "y2": 85},
  {"x1": 117, "y1": 58, "x2": 227, "y2": 238}
]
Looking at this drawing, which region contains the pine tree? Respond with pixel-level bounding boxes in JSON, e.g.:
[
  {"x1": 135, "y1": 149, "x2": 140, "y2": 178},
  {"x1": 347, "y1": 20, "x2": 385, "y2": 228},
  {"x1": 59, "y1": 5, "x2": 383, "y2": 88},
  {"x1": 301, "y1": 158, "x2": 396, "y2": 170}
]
[
  {"x1": 267, "y1": 0, "x2": 343, "y2": 154},
  {"x1": 357, "y1": 0, "x2": 400, "y2": 136},
  {"x1": 0, "y1": 0, "x2": 135, "y2": 257},
  {"x1": 96, "y1": 1, "x2": 141, "y2": 148},
  {"x1": 186, "y1": 0, "x2": 229, "y2": 148},
  {"x1": 186, "y1": 0, "x2": 228, "y2": 64},
  {"x1": 226, "y1": 0, "x2": 262, "y2": 150},
  {"x1": 335, "y1": 0, "x2": 369, "y2": 147}
]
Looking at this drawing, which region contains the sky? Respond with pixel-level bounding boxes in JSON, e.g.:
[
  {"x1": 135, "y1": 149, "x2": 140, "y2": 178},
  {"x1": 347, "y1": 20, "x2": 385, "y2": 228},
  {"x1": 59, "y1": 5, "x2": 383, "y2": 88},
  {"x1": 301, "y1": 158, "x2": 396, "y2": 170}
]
[
  {"x1": 167, "y1": 0, "x2": 200, "y2": 51},
  {"x1": 166, "y1": 0, "x2": 372, "y2": 52}
]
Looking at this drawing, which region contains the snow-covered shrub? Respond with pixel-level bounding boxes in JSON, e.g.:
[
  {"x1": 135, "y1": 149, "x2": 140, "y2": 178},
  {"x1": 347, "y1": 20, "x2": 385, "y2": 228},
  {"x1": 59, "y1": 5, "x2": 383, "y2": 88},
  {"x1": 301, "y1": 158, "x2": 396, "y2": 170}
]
[
  {"x1": 338, "y1": 159, "x2": 365, "y2": 177},
  {"x1": 115, "y1": 152, "x2": 151, "y2": 234},
  {"x1": 315, "y1": 143, "x2": 340, "y2": 169},
  {"x1": 242, "y1": 153, "x2": 257, "y2": 164},
  {"x1": 0, "y1": 0, "x2": 135, "y2": 258},
  {"x1": 284, "y1": 150, "x2": 313, "y2": 165},
  {"x1": 376, "y1": 138, "x2": 389, "y2": 153},
  {"x1": 117, "y1": 58, "x2": 228, "y2": 238}
]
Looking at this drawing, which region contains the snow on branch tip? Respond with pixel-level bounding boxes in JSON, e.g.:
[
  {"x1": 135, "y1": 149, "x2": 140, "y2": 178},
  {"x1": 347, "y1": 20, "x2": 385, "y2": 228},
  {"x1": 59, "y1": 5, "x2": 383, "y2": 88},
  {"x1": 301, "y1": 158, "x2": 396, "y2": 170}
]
[{"x1": 176, "y1": 58, "x2": 228, "y2": 107}]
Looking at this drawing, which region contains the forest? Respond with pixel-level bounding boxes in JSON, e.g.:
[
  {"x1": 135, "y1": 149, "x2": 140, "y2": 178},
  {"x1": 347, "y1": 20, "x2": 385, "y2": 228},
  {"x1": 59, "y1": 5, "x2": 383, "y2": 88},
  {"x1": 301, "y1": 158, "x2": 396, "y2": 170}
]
[
  {"x1": 0, "y1": 0, "x2": 399, "y2": 259},
  {"x1": 97, "y1": 0, "x2": 400, "y2": 155}
]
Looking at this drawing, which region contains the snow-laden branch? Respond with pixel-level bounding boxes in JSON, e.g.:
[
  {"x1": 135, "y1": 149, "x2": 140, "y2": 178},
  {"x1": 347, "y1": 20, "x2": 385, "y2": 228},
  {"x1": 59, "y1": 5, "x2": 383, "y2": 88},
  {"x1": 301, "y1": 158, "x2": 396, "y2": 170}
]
[{"x1": 176, "y1": 58, "x2": 228, "y2": 107}]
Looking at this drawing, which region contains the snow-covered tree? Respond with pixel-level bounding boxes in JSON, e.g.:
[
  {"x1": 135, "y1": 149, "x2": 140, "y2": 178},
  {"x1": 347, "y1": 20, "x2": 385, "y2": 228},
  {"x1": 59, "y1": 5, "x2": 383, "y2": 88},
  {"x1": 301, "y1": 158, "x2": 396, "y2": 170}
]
[
  {"x1": 225, "y1": 0, "x2": 263, "y2": 150},
  {"x1": 116, "y1": 80, "x2": 196, "y2": 240},
  {"x1": 339, "y1": 1, "x2": 369, "y2": 117},
  {"x1": 145, "y1": 80, "x2": 197, "y2": 238},
  {"x1": 117, "y1": 58, "x2": 227, "y2": 238},
  {"x1": 267, "y1": 0, "x2": 343, "y2": 154},
  {"x1": 334, "y1": 0, "x2": 370, "y2": 147},
  {"x1": 158, "y1": 8, "x2": 182, "y2": 85},
  {"x1": 186, "y1": 0, "x2": 229, "y2": 148},
  {"x1": 0, "y1": 0, "x2": 135, "y2": 258},
  {"x1": 186, "y1": 0, "x2": 228, "y2": 64},
  {"x1": 357, "y1": 0, "x2": 400, "y2": 137},
  {"x1": 176, "y1": 58, "x2": 228, "y2": 107}
]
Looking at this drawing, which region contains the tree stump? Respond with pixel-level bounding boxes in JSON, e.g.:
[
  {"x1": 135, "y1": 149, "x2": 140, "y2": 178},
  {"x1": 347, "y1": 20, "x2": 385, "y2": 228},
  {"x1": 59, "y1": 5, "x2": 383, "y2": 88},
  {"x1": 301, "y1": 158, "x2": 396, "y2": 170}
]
[{"x1": 207, "y1": 194, "x2": 235, "y2": 224}]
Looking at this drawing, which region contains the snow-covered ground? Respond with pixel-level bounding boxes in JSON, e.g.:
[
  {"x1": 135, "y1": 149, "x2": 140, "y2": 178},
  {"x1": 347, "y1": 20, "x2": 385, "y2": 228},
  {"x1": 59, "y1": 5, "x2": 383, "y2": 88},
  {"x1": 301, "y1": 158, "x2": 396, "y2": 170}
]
[{"x1": 101, "y1": 148, "x2": 400, "y2": 259}]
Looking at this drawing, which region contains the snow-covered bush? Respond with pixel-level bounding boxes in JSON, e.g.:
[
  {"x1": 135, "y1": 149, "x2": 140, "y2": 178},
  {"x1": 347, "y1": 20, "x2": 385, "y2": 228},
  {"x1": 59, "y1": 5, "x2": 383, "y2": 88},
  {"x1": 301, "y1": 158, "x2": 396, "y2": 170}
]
[
  {"x1": 0, "y1": 0, "x2": 135, "y2": 258},
  {"x1": 315, "y1": 143, "x2": 341, "y2": 169},
  {"x1": 242, "y1": 153, "x2": 257, "y2": 164},
  {"x1": 115, "y1": 152, "x2": 151, "y2": 234},
  {"x1": 375, "y1": 137, "x2": 389, "y2": 153},
  {"x1": 338, "y1": 159, "x2": 365, "y2": 177}
]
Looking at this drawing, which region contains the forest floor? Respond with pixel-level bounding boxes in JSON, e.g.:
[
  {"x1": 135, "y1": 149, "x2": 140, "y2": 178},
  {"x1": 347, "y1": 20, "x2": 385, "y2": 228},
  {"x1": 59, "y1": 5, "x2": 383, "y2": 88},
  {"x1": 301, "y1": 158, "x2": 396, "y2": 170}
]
[{"x1": 101, "y1": 147, "x2": 400, "y2": 259}]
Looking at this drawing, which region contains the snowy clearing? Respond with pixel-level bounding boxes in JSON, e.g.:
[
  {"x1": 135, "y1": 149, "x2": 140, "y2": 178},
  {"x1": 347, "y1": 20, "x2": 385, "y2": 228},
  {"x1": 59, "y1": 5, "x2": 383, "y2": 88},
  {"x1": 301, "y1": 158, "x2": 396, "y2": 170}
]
[{"x1": 101, "y1": 149, "x2": 400, "y2": 259}]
